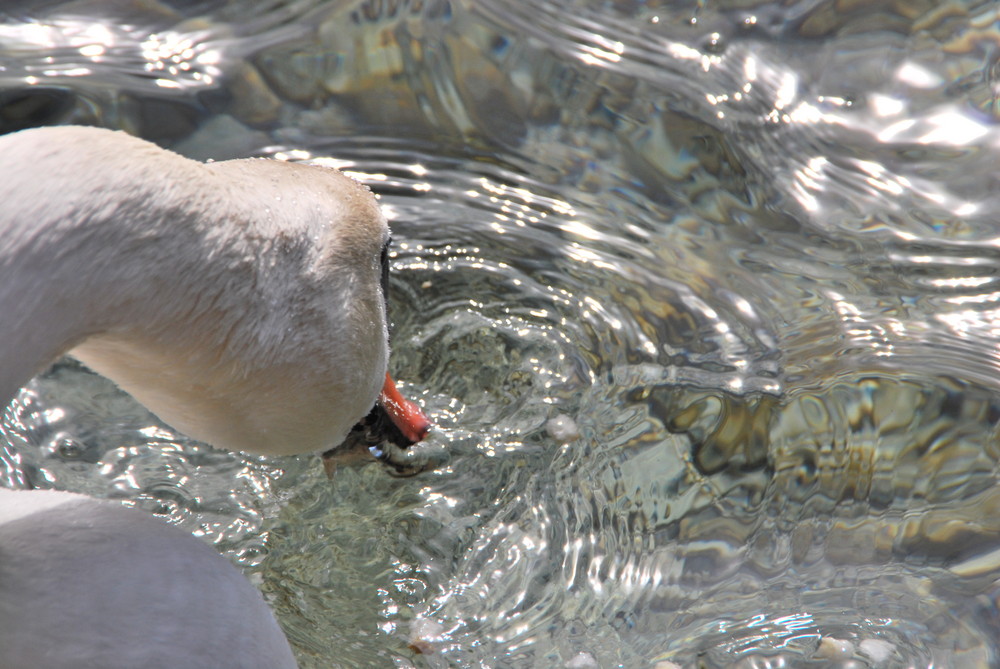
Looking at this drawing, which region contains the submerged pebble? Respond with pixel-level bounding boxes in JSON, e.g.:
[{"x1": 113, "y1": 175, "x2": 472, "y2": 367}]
[
  {"x1": 408, "y1": 617, "x2": 446, "y2": 655},
  {"x1": 859, "y1": 638, "x2": 895, "y2": 663},
  {"x1": 816, "y1": 636, "x2": 855, "y2": 660},
  {"x1": 546, "y1": 414, "x2": 580, "y2": 443},
  {"x1": 564, "y1": 651, "x2": 598, "y2": 668}
]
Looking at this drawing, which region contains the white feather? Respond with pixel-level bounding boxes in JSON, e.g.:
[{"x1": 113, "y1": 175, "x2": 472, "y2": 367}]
[{"x1": 0, "y1": 489, "x2": 297, "y2": 668}]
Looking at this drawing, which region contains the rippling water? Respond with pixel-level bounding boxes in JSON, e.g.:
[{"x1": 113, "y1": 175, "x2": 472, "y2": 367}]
[{"x1": 4, "y1": 0, "x2": 1000, "y2": 666}]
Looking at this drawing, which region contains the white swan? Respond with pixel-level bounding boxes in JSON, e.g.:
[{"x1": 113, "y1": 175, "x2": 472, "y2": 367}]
[
  {"x1": 0, "y1": 125, "x2": 431, "y2": 668},
  {"x1": 0, "y1": 488, "x2": 298, "y2": 668},
  {"x1": 1, "y1": 125, "x2": 426, "y2": 456}
]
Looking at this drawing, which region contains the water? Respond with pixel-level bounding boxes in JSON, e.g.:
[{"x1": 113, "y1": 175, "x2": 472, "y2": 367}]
[{"x1": 3, "y1": 0, "x2": 1000, "y2": 666}]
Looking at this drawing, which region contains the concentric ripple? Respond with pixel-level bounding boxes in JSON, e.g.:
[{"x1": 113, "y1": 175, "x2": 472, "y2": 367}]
[{"x1": 4, "y1": 0, "x2": 1000, "y2": 667}]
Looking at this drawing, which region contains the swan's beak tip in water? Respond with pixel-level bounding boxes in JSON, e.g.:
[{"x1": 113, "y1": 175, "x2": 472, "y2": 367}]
[
  {"x1": 322, "y1": 372, "x2": 432, "y2": 477},
  {"x1": 378, "y1": 372, "x2": 432, "y2": 444}
]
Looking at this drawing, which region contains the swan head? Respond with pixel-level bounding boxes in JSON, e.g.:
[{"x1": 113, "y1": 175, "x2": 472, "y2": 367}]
[{"x1": 64, "y1": 149, "x2": 426, "y2": 457}]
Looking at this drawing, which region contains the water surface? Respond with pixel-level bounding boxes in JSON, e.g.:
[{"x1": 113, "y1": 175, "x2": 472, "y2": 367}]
[{"x1": 3, "y1": 1, "x2": 1000, "y2": 666}]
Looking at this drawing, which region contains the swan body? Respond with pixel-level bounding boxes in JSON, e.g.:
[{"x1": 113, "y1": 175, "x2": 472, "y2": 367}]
[
  {"x1": 0, "y1": 126, "x2": 431, "y2": 667},
  {"x1": 0, "y1": 488, "x2": 297, "y2": 668},
  {"x1": 0, "y1": 125, "x2": 390, "y2": 457}
]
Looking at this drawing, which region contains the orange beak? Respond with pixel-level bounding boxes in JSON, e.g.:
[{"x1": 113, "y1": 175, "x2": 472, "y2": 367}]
[{"x1": 378, "y1": 372, "x2": 431, "y2": 445}]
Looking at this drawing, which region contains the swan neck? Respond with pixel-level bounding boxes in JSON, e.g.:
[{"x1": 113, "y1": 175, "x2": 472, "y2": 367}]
[{"x1": 0, "y1": 129, "x2": 223, "y2": 402}]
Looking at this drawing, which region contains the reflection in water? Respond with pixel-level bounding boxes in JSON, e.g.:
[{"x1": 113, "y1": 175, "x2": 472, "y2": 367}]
[{"x1": 3, "y1": 0, "x2": 1000, "y2": 666}]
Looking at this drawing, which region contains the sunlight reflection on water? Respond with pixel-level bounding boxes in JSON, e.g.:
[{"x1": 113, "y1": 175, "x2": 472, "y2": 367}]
[{"x1": 4, "y1": 0, "x2": 1000, "y2": 666}]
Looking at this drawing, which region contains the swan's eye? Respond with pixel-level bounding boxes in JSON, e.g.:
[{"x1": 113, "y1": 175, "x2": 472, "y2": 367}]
[{"x1": 380, "y1": 237, "x2": 391, "y2": 309}]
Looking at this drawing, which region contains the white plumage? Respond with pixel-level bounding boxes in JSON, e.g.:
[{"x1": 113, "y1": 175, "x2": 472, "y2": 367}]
[{"x1": 0, "y1": 125, "x2": 410, "y2": 668}]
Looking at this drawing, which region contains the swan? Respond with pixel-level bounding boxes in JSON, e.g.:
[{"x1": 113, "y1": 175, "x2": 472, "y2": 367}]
[
  {"x1": 0, "y1": 125, "x2": 431, "y2": 667},
  {"x1": 0, "y1": 488, "x2": 298, "y2": 668}
]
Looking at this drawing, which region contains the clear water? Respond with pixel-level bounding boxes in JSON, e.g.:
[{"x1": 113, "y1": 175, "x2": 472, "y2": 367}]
[{"x1": 3, "y1": 0, "x2": 1000, "y2": 666}]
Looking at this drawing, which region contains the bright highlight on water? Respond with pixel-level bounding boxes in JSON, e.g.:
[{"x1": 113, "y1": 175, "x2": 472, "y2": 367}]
[{"x1": 3, "y1": 1, "x2": 1000, "y2": 667}]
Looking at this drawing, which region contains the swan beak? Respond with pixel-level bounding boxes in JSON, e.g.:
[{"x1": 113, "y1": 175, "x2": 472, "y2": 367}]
[
  {"x1": 322, "y1": 373, "x2": 431, "y2": 477},
  {"x1": 377, "y1": 372, "x2": 431, "y2": 445}
]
